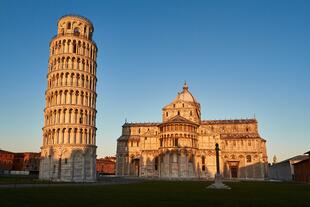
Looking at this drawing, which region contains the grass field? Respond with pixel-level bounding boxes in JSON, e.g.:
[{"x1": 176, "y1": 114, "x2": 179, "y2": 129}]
[
  {"x1": 0, "y1": 180, "x2": 309, "y2": 207},
  {"x1": 0, "y1": 175, "x2": 49, "y2": 184}
]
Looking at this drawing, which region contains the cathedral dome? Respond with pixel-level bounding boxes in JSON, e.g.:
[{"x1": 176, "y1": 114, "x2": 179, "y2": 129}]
[{"x1": 174, "y1": 82, "x2": 199, "y2": 103}]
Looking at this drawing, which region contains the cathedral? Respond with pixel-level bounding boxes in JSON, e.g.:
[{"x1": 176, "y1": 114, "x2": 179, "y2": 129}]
[{"x1": 116, "y1": 83, "x2": 268, "y2": 179}]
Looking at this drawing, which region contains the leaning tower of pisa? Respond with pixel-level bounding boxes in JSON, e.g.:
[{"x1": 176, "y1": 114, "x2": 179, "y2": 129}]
[{"x1": 39, "y1": 15, "x2": 98, "y2": 182}]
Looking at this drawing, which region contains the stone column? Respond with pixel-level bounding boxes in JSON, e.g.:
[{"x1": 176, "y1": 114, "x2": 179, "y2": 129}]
[
  {"x1": 82, "y1": 153, "x2": 86, "y2": 181},
  {"x1": 193, "y1": 153, "x2": 196, "y2": 177},
  {"x1": 207, "y1": 143, "x2": 231, "y2": 189},
  {"x1": 122, "y1": 156, "x2": 125, "y2": 175},
  {"x1": 185, "y1": 152, "x2": 189, "y2": 177},
  {"x1": 127, "y1": 156, "x2": 131, "y2": 175},
  {"x1": 158, "y1": 154, "x2": 161, "y2": 178},
  {"x1": 71, "y1": 154, "x2": 75, "y2": 181},
  {"x1": 168, "y1": 152, "x2": 171, "y2": 178},
  {"x1": 64, "y1": 41, "x2": 68, "y2": 53},
  {"x1": 76, "y1": 129, "x2": 81, "y2": 144},
  {"x1": 178, "y1": 151, "x2": 181, "y2": 177}
]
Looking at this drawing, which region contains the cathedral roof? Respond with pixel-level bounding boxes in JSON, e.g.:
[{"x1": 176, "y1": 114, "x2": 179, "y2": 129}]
[
  {"x1": 276, "y1": 155, "x2": 309, "y2": 164},
  {"x1": 162, "y1": 115, "x2": 199, "y2": 126},
  {"x1": 201, "y1": 119, "x2": 257, "y2": 125},
  {"x1": 220, "y1": 133, "x2": 260, "y2": 139},
  {"x1": 117, "y1": 135, "x2": 141, "y2": 141},
  {"x1": 122, "y1": 122, "x2": 160, "y2": 127},
  {"x1": 174, "y1": 82, "x2": 199, "y2": 103}
]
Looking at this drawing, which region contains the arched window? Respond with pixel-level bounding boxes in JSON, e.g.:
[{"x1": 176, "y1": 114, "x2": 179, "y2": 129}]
[
  {"x1": 246, "y1": 155, "x2": 252, "y2": 163},
  {"x1": 67, "y1": 22, "x2": 71, "y2": 29},
  {"x1": 190, "y1": 111, "x2": 192, "y2": 116},
  {"x1": 73, "y1": 43, "x2": 77, "y2": 53},
  {"x1": 79, "y1": 114, "x2": 83, "y2": 124},
  {"x1": 74, "y1": 27, "x2": 80, "y2": 36},
  {"x1": 177, "y1": 111, "x2": 180, "y2": 116},
  {"x1": 166, "y1": 112, "x2": 168, "y2": 117},
  {"x1": 202, "y1": 156, "x2": 205, "y2": 164},
  {"x1": 188, "y1": 154, "x2": 193, "y2": 163},
  {"x1": 174, "y1": 138, "x2": 178, "y2": 147},
  {"x1": 202, "y1": 165, "x2": 205, "y2": 171}
]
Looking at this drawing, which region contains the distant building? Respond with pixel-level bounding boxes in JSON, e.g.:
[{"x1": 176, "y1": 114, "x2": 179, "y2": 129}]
[
  {"x1": 116, "y1": 83, "x2": 268, "y2": 179},
  {"x1": 0, "y1": 150, "x2": 40, "y2": 173},
  {"x1": 269, "y1": 154, "x2": 309, "y2": 181},
  {"x1": 293, "y1": 151, "x2": 310, "y2": 183},
  {"x1": 13, "y1": 152, "x2": 40, "y2": 172},
  {"x1": 0, "y1": 150, "x2": 14, "y2": 172},
  {"x1": 23, "y1": 153, "x2": 40, "y2": 172},
  {"x1": 96, "y1": 157, "x2": 116, "y2": 175}
]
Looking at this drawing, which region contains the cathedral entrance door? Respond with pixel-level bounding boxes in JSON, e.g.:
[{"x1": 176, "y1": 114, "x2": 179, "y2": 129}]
[
  {"x1": 227, "y1": 161, "x2": 239, "y2": 178},
  {"x1": 230, "y1": 166, "x2": 238, "y2": 178},
  {"x1": 133, "y1": 158, "x2": 140, "y2": 176}
]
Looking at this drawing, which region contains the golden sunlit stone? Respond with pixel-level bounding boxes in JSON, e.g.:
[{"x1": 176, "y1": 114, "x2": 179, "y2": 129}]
[
  {"x1": 39, "y1": 15, "x2": 98, "y2": 182},
  {"x1": 116, "y1": 83, "x2": 268, "y2": 179}
]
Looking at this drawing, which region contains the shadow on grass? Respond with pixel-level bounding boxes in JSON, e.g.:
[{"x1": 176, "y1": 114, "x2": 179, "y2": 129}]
[{"x1": 0, "y1": 180, "x2": 309, "y2": 207}]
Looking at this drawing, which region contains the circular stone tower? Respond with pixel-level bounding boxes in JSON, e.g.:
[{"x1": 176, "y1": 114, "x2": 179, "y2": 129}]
[{"x1": 39, "y1": 15, "x2": 98, "y2": 182}]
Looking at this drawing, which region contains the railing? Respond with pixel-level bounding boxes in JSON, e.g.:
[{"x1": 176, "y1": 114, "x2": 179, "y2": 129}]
[
  {"x1": 58, "y1": 14, "x2": 93, "y2": 27},
  {"x1": 50, "y1": 33, "x2": 97, "y2": 47}
]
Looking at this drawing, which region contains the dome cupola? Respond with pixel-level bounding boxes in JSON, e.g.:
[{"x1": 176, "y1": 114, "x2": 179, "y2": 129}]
[{"x1": 162, "y1": 82, "x2": 201, "y2": 124}]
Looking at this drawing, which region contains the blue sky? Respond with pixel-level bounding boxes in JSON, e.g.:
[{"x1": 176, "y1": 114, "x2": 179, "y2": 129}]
[{"x1": 0, "y1": 0, "x2": 309, "y2": 162}]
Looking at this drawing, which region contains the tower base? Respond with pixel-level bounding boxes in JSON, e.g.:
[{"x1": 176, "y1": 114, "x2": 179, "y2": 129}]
[{"x1": 39, "y1": 146, "x2": 97, "y2": 182}]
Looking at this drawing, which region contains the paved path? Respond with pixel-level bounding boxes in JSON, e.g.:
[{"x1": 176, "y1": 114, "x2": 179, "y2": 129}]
[{"x1": 0, "y1": 176, "x2": 144, "y2": 189}]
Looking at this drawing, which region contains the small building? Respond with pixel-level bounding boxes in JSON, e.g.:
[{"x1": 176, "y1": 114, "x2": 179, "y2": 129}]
[
  {"x1": 96, "y1": 157, "x2": 116, "y2": 175},
  {"x1": 268, "y1": 155, "x2": 309, "y2": 181},
  {"x1": 293, "y1": 151, "x2": 310, "y2": 183},
  {"x1": 12, "y1": 152, "x2": 40, "y2": 172},
  {"x1": 0, "y1": 150, "x2": 14, "y2": 173},
  {"x1": 12, "y1": 153, "x2": 25, "y2": 171},
  {"x1": 0, "y1": 150, "x2": 40, "y2": 174},
  {"x1": 23, "y1": 153, "x2": 41, "y2": 172}
]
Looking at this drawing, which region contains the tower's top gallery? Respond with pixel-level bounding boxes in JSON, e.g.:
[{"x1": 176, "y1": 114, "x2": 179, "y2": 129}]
[{"x1": 57, "y1": 15, "x2": 94, "y2": 40}]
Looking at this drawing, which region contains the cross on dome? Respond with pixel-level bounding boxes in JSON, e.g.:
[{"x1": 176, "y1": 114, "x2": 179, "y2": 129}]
[{"x1": 183, "y1": 81, "x2": 188, "y2": 91}]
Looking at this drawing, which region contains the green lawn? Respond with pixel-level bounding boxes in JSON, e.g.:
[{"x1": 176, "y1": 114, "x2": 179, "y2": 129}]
[
  {"x1": 0, "y1": 181, "x2": 309, "y2": 207},
  {"x1": 0, "y1": 176, "x2": 50, "y2": 184}
]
